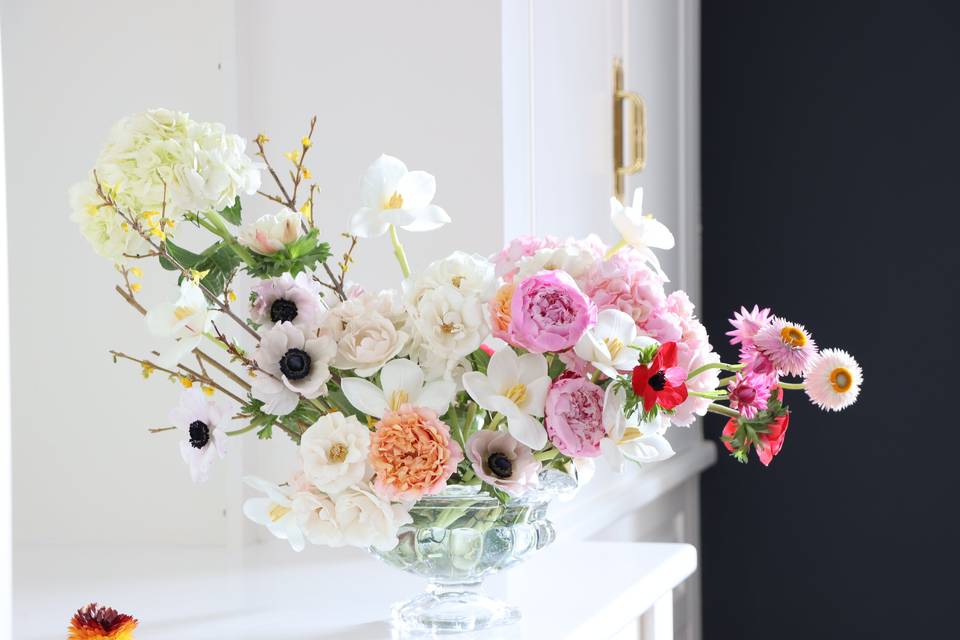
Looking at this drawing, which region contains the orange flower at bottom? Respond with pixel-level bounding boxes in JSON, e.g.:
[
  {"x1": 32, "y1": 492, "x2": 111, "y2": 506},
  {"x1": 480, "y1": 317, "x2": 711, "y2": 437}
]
[
  {"x1": 69, "y1": 603, "x2": 138, "y2": 640},
  {"x1": 370, "y1": 404, "x2": 463, "y2": 501}
]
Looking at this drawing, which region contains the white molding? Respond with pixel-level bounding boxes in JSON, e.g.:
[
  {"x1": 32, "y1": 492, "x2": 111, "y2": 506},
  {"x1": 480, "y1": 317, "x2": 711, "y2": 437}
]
[
  {"x1": 0, "y1": 18, "x2": 12, "y2": 638},
  {"x1": 501, "y1": 0, "x2": 536, "y2": 241}
]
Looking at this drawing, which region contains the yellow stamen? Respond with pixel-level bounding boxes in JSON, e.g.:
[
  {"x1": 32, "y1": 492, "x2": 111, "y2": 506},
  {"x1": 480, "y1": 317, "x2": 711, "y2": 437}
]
[
  {"x1": 284, "y1": 150, "x2": 299, "y2": 163},
  {"x1": 504, "y1": 383, "x2": 527, "y2": 407},
  {"x1": 780, "y1": 326, "x2": 807, "y2": 348},
  {"x1": 451, "y1": 275, "x2": 465, "y2": 288},
  {"x1": 829, "y1": 367, "x2": 853, "y2": 393},
  {"x1": 384, "y1": 191, "x2": 404, "y2": 209},
  {"x1": 618, "y1": 426, "x2": 645, "y2": 444},
  {"x1": 389, "y1": 389, "x2": 409, "y2": 411},
  {"x1": 327, "y1": 443, "x2": 349, "y2": 463},
  {"x1": 440, "y1": 322, "x2": 457, "y2": 334},
  {"x1": 604, "y1": 337, "x2": 624, "y2": 360},
  {"x1": 173, "y1": 306, "x2": 193, "y2": 321},
  {"x1": 268, "y1": 504, "x2": 291, "y2": 522}
]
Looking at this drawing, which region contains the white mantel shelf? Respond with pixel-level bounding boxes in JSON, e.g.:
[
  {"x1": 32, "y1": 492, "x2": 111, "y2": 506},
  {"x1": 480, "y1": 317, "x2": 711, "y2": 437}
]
[{"x1": 14, "y1": 541, "x2": 697, "y2": 639}]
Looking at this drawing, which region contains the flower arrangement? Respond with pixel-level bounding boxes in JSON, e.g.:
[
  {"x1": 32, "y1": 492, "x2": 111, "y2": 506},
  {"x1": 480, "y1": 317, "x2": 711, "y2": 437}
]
[{"x1": 71, "y1": 109, "x2": 863, "y2": 553}]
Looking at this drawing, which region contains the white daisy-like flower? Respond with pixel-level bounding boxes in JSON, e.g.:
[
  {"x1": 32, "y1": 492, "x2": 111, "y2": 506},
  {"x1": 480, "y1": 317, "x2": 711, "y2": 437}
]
[
  {"x1": 574, "y1": 308, "x2": 656, "y2": 378},
  {"x1": 170, "y1": 388, "x2": 228, "y2": 483},
  {"x1": 348, "y1": 154, "x2": 450, "y2": 238},
  {"x1": 252, "y1": 322, "x2": 337, "y2": 416},
  {"x1": 238, "y1": 208, "x2": 303, "y2": 255},
  {"x1": 146, "y1": 281, "x2": 220, "y2": 367},
  {"x1": 242, "y1": 476, "x2": 305, "y2": 552},
  {"x1": 803, "y1": 348, "x2": 862, "y2": 411},
  {"x1": 299, "y1": 412, "x2": 372, "y2": 495},
  {"x1": 341, "y1": 358, "x2": 456, "y2": 418},
  {"x1": 609, "y1": 187, "x2": 674, "y2": 280}
]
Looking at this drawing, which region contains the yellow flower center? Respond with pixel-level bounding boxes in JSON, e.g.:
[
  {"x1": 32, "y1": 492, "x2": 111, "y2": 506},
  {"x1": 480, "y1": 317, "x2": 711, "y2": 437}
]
[
  {"x1": 173, "y1": 306, "x2": 193, "y2": 321},
  {"x1": 268, "y1": 503, "x2": 291, "y2": 522},
  {"x1": 829, "y1": 367, "x2": 853, "y2": 393},
  {"x1": 389, "y1": 389, "x2": 409, "y2": 411},
  {"x1": 384, "y1": 191, "x2": 404, "y2": 209},
  {"x1": 780, "y1": 326, "x2": 807, "y2": 348},
  {"x1": 504, "y1": 383, "x2": 527, "y2": 407},
  {"x1": 327, "y1": 442, "x2": 349, "y2": 463},
  {"x1": 441, "y1": 321, "x2": 458, "y2": 334},
  {"x1": 604, "y1": 337, "x2": 624, "y2": 360},
  {"x1": 451, "y1": 275, "x2": 465, "y2": 288},
  {"x1": 618, "y1": 426, "x2": 645, "y2": 444}
]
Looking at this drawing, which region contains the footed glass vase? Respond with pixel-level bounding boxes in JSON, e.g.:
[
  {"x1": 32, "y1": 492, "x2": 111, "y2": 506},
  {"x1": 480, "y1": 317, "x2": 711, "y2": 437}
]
[{"x1": 370, "y1": 471, "x2": 575, "y2": 633}]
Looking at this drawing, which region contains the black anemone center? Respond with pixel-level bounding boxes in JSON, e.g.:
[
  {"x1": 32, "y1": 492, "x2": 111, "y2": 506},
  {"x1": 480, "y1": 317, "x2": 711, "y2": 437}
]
[
  {"x1": 648, "y1": 370, "x2": 667, "y2": 391},
  {"x1": 189, "y1": 420, "x2": 210, "y2": 449},
  {"x1": 279, "y1": 348, "x2": 312, "y2": 380},
  {"x1": 270, "y1": 298, "x2": 299, "y2": 323},
  {"x1": 487, "y1": 452, "x2": 513, "y2": 479}
]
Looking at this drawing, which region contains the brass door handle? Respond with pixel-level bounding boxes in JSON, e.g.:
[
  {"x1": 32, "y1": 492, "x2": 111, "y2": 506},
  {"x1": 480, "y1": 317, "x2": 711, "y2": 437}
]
[{"x1": 613, "y1": 58, "x2": 646, "y2": 201}]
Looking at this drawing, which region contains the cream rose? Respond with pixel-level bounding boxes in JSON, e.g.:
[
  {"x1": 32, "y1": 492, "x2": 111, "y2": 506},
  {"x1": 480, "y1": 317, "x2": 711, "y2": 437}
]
[
  {"x1": 332, "y1": 313, "x2": 409, "y2": 377},
  {"x1": 334, "y1": 484, "x2": 412, "y2": 551}
]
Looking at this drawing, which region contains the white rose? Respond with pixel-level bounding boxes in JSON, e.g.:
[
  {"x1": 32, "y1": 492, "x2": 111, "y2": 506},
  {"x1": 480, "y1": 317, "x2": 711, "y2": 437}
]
[
  {"x1": 406, "y1": 251, "x2": 496, "y2": 305},
  {"x1": 334, "y1": 484, "x2": 412, "y2": 551},
  {"x1": 238, "y1": 208, "x2": 303, "y2": 255},
  {"x1": 409, "y1": 286, "x2": 487, "y2": 361},
  {"x1": 515, "y1": 245, "x2": 598, "y2": 284},
  {"x1": 292, "y1": 491, "x2": 344, "y2": 547},
  {"x1": 299, "y1": 412, "x2": 371, "y2": 494},
  {"x1": 332, "y1": 312, "x2": 410, "y2": 377}
]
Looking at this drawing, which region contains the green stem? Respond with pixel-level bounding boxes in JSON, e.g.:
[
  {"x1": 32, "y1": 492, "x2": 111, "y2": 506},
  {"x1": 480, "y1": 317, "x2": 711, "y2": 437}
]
[
  {"x1": 225, "y1": 422, "x2": 261, "y2": 436},
  {"x1": 604, "y1": 237, "x2": 628, "y2": 260},
  {"x1": 389, "y1": 224, "x2": 411, "y2": 278},
  {"x1": 687, "y1": 362, "x2": 744, "y2": 381},
  {"x1": 690, "y1": 390, "x2": 728, "y2": 400},
  {"x1": 464, "y1": 402, "x2": 479, "y2": 436},
  {"x1": 707, "y1": 402, "x2": 741, "y2": 419},
  {"x1": 717, "y1": 375, "x2": 737, "y2": 387},
  {"x1": 201, "y1": 210, "x2": 258, "y2": 267},
  {"x1": 778, "y1": 381, "x2": 805, "y2": 390},
  {"x1": 487, "y1": 412, "x2": 505, "y2": 431},
  {"x1": 534, "y1": 448, "x2": 559, "y2": 462}
]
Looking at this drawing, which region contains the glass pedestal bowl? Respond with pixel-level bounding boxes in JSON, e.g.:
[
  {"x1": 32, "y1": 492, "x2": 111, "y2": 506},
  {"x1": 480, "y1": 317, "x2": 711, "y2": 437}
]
[{"x1": 369, "y1": 471, "x2": 575, "y2": 634}]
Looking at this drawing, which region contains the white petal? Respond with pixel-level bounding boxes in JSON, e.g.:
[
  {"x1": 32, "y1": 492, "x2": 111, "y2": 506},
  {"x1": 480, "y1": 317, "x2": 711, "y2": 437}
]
[
  {"x1": 157, "y1": 335, "x2": 201, "y2": 368},
  {"x1": 361, "y1": 154, "x2": 407, "y2": 208},
  {"x1": 349, "y1": 208, "x2": 390, "y2": 239},
  {"x1": 602, "y1": 385, "x2": 627, "y2": 437},
  {"x1": 415, "y1": 380, "x2": 457, "y2": 415},
  {"x1": 400, "y1": 205, "x2": 451, "y2": 232},
  {"x1": 462, "y1": 372, "x2": 499, "y2": 411},
  {"x1": 599, "y1": 308, "x2": 639, "y2": 342},
  {"x1": 630, "y1": 187, "x2": 644, "y2": 210},
  {"x1": 574, "y1": 329, "x2": 608, "y2": 363},
  {"x1": 516, "y1": 352, "x2": 548, "y2": 383},
  {"x1": 638, "y1": 246, "x2": 669, "y2": 282},
  {"x1": 242, "y1": 497, "x2": 274, "y2": 526},
  {"x1": 519, "y1": 376, "x2": 551, "y2": 417},
  {"x1": 600, "y1": 438, "x2": 625, "y2": 472},
  {"x1": 340, "y1": 378, "x2": 390, "y2": 418},
  {"x1": 380, "y1": 358, "x2": 425, "y2": 399},
  {"x1": 379, "y1": 208, "x2": 417, "y2": 228},
  {"x1": 251, "y1": 376, "x2": 299, "y2": 416},
  {"x1": 642, "y1": 217, "x2": 675, "y2": 250},
  {"x1": 396, "y1": 170, "x2": 436, "y2": 209},
  {"x1": 486, "y1": 348, "x2": 520, "y2": 393},
  {"x1": 593, "y1": 363, "x2": 623, "y2": 379},
  {"x1": 621, "y1": 434, "x2": 675, "y2": 464},
  {"x1": 507, "y1": 413, "x2": 547, "y2": 450}
]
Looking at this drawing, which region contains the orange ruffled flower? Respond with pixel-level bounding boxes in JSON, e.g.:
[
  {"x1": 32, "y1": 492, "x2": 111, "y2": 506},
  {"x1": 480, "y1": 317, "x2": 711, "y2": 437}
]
[
  {"x1": 370, "y1": 404, "x2": 463, "y2": 501},
  {"x1": 489, "y1": 282, "x2": 516, "y2": 342},
  {"x1": 69, "y1": 603, "x2": 138, "y2": 640}
]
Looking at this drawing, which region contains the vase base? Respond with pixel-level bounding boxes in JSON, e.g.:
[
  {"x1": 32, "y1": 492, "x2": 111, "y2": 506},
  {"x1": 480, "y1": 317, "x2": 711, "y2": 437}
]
[{"x1": 392, "y1": 587, "x2": 520, "y2": 634}]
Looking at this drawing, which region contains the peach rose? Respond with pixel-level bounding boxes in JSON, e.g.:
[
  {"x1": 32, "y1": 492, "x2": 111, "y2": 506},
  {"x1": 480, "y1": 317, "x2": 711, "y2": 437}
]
[
  {"x1": 370, "y1": 404, "x2": 463, "y2": 501},
  {"x1": 489, "y1": 282, "x2": 516, "y2": 342}
]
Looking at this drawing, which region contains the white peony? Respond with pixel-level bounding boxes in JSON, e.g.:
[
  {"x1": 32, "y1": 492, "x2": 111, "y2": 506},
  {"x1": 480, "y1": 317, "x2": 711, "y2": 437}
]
[
  {"x1": 334, "y1": 484, "x2": 412, "y2": 551},
  {"x1": 238, "y1": 208, "x2": 303, "y2": 255},
  {"x1": 292, "y1": 490, "x2": 344, "y2": 547},
  {"x1": 299, "y1": 412, "x2": 371, "y2": 494},
  {"x1": 146, "y1": 281, "x2": 220, "y2": 367},
  {"x1": 405, "y1": 251, "x2": 497, "y2": 305},
  {"x1": 252, "y1": 322, "x2": 337, "y2": 416}
]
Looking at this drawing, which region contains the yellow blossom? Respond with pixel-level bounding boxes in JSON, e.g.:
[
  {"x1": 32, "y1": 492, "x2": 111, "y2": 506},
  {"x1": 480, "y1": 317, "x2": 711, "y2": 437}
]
[
  {"x1": 130, "y1": 283, "x2": 142, "y2": 293},
  {"x1": 255, "y1": 133, "x2": 270, "y2": 146},
  {"x1": 141, "y1": 363, "x2": 155, "y2": 379},
  {"x1": 130, "y1": 267, "x2": 143, "y2": 278},
  {"x1": 284, "y1": 150, "x2": 299, "y2": 163},
  {"x1": 202, "y1": 386, "x2": 215, "y2": 397},
  {"x1": 301, "y1": 137, "x2": 312, "y2": 148},
  {"x1": 179, "y1": 376, "x2": 194, "y2": 388},
  {"x1": 190, "y1": 269, "x2": 210, "y2": 283},
  {"x1": 299, "y1": 200, "x2": 313, "y2": 224},
  {"x1": 227, "y1": 290, "x2": 237, "y2": 302},
  {"x1": 302, "y1": 167, "x2": 312, "y2": 179},
  {"x1": 121, "y1": 222, "x2": 130, "y2": 232}
]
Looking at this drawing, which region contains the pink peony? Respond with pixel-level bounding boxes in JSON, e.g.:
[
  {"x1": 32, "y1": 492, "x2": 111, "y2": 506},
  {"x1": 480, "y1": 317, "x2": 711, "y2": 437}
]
[
  {"x1": 370, "y1": 404, "x2": 463, "y2": 501},
  {"x1": 509, "y1": 270, "x2": 597, "y2": 353},
  {"x1": 544, "y1": 376, "x2": 605, "y2": 457},
  {"x1": 466, "y1": 430, "x2": 541, "y2": 496},
  {"x1": 582, "y1": 249, "x2": 667, "y2": 329}
]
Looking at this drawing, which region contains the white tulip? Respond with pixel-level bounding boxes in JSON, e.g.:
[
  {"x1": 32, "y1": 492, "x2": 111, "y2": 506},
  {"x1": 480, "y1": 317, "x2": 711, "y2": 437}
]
[
  {"x1": 574, "y1": 308, "x2": 657, "y2": 378},
  {"x1": 242, "y1": 476, "x2": 305, "y2": 552},
  {"x1": 609, "y1": 187, "x2": 674, "y2": 280},
  {"x1": 599, "y1": 385, "x2": 674, "y2": 472},
  {"x1": 462, "y1": 348, "x2": 551, "y2": 449},
  {"x1": 146, "y1": 281, "x2": 220, "y2": 367},
  {"x1": 349, "y1": 155, "x2": 450, "y2": 238},
  {"x1": 341, "y1": 358, "x2": 456, "y2": 418}
]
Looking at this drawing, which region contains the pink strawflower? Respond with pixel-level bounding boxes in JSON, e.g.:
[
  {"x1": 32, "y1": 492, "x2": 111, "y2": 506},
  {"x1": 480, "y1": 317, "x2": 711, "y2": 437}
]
[
  {"x1": 740, "y1": 347, "x2": 776, "y2": 376},
  {"x1": 509, "y1": 270, "x2": 597, "y2": 353},
  {"x1": 582, "y1": 249, "x2": 667, "y2": 328},
  {"x1": 466, "y1": 431, "x2": 541, "y2": 496},
  {"x1": 544, "y1": 375, "x2": 606, "y2": 457},
  {"x1": 370, "y1": 404, "x2": 463, "y2": 501},
  {"x1": 754, "y1": 317, "x2": 817, "y2": 376},
  {"x1": 727, "y1": 371, "x2": 774, "y2": 419},
  {"x1": 726, "y1": 305, "x2": 773, "y2": 349}
]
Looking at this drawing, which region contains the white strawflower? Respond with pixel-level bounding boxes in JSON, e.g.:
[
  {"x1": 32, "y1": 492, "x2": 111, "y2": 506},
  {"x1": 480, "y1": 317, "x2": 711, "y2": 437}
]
[
  {"x1": 804, "y1": 348, "x2": 863, "y2": 411},
  {"x1": 299, "y1": 412, "x2": 371, "y2": 495}
]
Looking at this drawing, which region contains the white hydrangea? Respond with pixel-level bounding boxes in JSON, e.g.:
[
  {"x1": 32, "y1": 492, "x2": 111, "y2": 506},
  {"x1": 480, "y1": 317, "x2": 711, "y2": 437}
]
[
  {"x1": 68, "y1": 180, "x2": 151, "y2": 262},
  {"x1": 70, "y1": 108, "x2": 261, "y2": 262}
]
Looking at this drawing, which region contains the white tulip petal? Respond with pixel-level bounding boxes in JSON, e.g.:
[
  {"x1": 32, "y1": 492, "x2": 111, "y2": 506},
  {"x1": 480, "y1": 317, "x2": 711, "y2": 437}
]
[
  {"x1": 380, "y1": 359, "x2": 425, "y2": 400},
  {"x1": 341, "y1": 377, "x2": 390, "y2": 418},
  {"x1": 401, "y1": 205, "x2": 451, "y2": 232},
  {"x1": 415, "y1": 380, "x2": 457, "y2": 416},
  {"x1": 360, "y1": 154, "x2": 408, "y2": 207},
  {"x1": 519, "y1": 376, "x2": 551, "y2": 417},
  {"x1": 486, "y1": 348, "x2": 520, "y2": 394},
  {"x1": 396, "y1": 170, "x2": 437, "y2": 209},
  {"x1": 630, "y1": 187, "x2": 644, "y2": 211},
  {"x1": 620, "y1": 433, "x2": 675, "y2": 464},
  {"x1": 378, "y1": 208, "x2": 417, "y2": 228},
  {"x1": 600, "y1": 438, "x2": 625, "y2": 472},
  {"x1": 602, "y1": 385, "x2": 627, "y2": 438},
  {"x1": 507, "y1": 413, "x2": 548, "y2": 450},
  {"x1": 643, "y1": 218, "x2": 675, "y2": 250},
  {"x1": 516, "y1": 352, "x2": 549, "y2": 383},
  {"x1": 462, "y1": 371, "x2": 500, "y2": 411},
  {"x1": 349, "y1": 208, "x2": 391, "y2": 239},
  {"x1": 242, "y1": 497, "x2": 275, "y2": 526}
]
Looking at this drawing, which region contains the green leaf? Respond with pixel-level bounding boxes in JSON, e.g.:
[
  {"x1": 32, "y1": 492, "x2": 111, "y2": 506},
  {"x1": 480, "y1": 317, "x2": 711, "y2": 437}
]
[
  {"x1": 469, "y1": 348, "x2": 491, "y2": 375},
  {"x1": 219, "y1": 197, "x2": 243, "y2": 225},
  {"x1": 158, "y1": 254, "x2": 178, "y2": 271},
  {"x1": 256, "y1": 423, "x2": 274, "y2": 440},
  {"x1": 164, "y1": 239, "x2": 204, "y2": 269}
]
